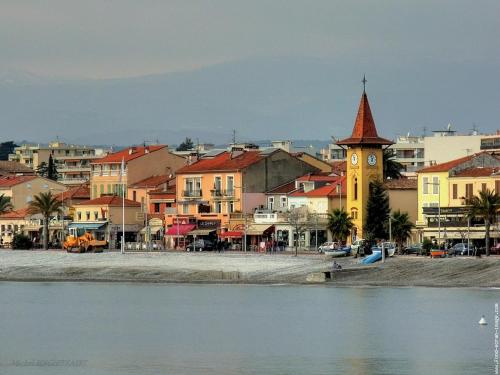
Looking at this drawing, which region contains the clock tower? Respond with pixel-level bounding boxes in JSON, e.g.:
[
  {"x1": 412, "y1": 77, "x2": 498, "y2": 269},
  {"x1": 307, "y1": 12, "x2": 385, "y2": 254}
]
[{"x1": 337, "y1": 81, "x2": 393, "y2": 241}]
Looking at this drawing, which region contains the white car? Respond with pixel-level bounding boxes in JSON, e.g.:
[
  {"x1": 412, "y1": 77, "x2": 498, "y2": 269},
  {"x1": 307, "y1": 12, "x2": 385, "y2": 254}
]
[
  {"x1": 351, "y1": 239, "x2": 366, "y2": 256},
  {"x1": 318, "y1": 242, "x2": 338, "y2": 253}
]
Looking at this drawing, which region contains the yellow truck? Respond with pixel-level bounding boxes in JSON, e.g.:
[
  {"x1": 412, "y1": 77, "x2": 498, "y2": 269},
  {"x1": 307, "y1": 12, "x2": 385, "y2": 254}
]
[{"x1": 64, "y1": 233, "x2": 107, "y2": 253}]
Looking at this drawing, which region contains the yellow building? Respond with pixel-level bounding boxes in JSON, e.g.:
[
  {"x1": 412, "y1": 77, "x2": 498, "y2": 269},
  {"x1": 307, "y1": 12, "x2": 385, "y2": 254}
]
[
  {"x1": 337, "y1": 88, "x2": 393, "y2": 241},
  {"x1": 90, "y1": 145, "x2": 185, "y2": 199},
  {"x1": 416, "y1": 152, "x2": 500, "y2": 243}
]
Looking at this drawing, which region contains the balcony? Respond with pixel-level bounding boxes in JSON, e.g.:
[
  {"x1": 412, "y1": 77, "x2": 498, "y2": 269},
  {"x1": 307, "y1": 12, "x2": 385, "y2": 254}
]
[
  {"x1": 183, "y1": 189, "x2": 202, "y2": 198},
  {"x1": 210, "y1": 189, "x2": 235, "y2": 199}
]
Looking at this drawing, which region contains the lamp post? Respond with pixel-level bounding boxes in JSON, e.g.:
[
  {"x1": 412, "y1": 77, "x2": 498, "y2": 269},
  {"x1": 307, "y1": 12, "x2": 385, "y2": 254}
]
[{"x1": 234, "y1": 185, "x2": 247, "y2": 252}]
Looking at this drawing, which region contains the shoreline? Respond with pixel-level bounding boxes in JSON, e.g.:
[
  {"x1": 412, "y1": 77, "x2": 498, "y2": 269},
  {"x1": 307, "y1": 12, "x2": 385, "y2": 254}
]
[{"x1": 1, "y1": 250, "x2": 499, "y2": 287}]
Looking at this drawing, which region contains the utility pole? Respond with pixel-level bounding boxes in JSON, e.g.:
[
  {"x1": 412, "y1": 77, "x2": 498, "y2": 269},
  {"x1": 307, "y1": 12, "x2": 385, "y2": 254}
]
[{"x1": 232, "y1": 129, "x2": 236, "y2": 144}]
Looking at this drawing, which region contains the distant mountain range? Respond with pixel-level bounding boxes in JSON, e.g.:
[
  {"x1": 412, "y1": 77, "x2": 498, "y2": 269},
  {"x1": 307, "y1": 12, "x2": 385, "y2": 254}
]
[{"x1": 1, "y1": 57, "x2": 498, "y2": 145}]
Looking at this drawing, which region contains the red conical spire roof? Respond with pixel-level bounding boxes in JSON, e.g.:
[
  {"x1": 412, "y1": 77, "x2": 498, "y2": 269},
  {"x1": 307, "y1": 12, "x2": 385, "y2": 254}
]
[{"x1": 337, "y1": 91, "x2": 393, "y2": 146}]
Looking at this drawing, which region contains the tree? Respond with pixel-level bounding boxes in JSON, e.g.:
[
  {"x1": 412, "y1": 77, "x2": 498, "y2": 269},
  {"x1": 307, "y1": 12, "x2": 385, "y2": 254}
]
[
  {"x1": 36, "y1": 162, "x2": 49, "y2": 177},
  {"x1": 27, "y1": 192, "x2": 62, "y2": 250},
  {"x1": 0, "y1": 194, "x2": 13, "y2": 215},
  {"x1": 466, "y1": 188, "x2": 500, "y2": 256},
  {"x1": 327, "y1": 209, "x2": 354, "y2": 243},
  {"x1": 365, "y1": 180, "x2": 390, "y2": 241},
  {"x1": 47, "y1": 154, "x2": 58, "y2": 181},
  {"x1": 287, "y1": 206, "x2": 309, "y2": 256},
  {"x1": 176, "y1": 137, "x2": 194, "y2": 151},
  {"x1": 390, "y1": 210, "x2": 415, "y2": 254},
  {"x1": 12, "y1": 234, "x2": 33, "y2": 249},
  {"x1": 383, "y1": 149, "x2": 404, "y2": 179}
]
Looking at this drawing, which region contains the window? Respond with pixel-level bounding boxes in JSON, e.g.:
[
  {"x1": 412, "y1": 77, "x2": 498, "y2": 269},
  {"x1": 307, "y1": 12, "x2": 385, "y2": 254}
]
[
  {"x1": 86, "y1": 211, "x2": 90, "y2": 220},
  {"x1": 77, "y1": 212, "x2": 82, "y2": 221},
  {"x1": 93, "y1": 185, "x2": 97, "y2": 198},
  {"x1": 423, "y1": 177, "x2": 429, "y2": 194},
  {"x1": 94, "y1": 211, "x2": 99, "y2": 220},
  {"x1": 154, "y1": 203, "x2": 161, "y2": 213},
  {"x1": 482, "y1": 183, "x2": 487, "y2": 192},
  {"x1": 452, "y1": 184, "x2": 458, "y2": 199},
  {"x1": 432, "y1": 177, "x2": 439, "y2": 194},
  {"x1": 465, "y1": 183, "x2": 473, "y2": 199},
  {"x1": 496, "y1": 180, "x2": 500, "y2": 194},
  {"x1": 182, "y1": 203, "x2": 189, "y2": 214},
  {"x1": 268, "y1": 196, "x2": 274, "y2": 210},
  {"x1": 214, "y1": 201, "x2": 222, "y2": 213},
  {"x1": 214, "y1": 176, "x2": 222, "y2": 191},
  {"x1": 281, "y1": 196, "x2": 287, "y2": 207},
  {"x1": 228, "y1": 201, "x2": 234, "y2": 213},
  {"x1": 354, "y1": 178, "x2": 358, "y2": 200},
  {"x1": 226, "y1": 176, "x2": 234, "y2": 195},
  {"x1": 133, "y1": 191, "x2": 137, "y2": 201},
  {"x1": 351, "y1": 209, "x2": 358, "y2": 220},
  {"x1": 107, "y1": 184, "x2": 111, "y2": 193}
]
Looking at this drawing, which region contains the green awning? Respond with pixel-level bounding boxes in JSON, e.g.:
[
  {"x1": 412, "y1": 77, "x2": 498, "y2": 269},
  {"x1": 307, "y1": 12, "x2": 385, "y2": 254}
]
[{"x1": 68, "y1": 222, "x2": 106, "y2": 231}]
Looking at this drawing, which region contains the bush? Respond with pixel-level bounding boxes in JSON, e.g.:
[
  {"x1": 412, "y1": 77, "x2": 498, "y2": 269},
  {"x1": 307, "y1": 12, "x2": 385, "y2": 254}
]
[{"x1": 12, "y1": 234, "x2": 33, "y2": 250}]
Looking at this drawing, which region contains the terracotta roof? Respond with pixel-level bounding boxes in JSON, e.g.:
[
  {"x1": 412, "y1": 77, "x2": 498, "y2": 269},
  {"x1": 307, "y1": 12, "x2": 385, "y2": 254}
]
[
  {"x1": 330, "y1": 160, "x2": 347, "y2": 175},
  {"x1": 130, "y1": 175, "x2": 173, "y2": 188},
  {"x1": 176, "y1": 150, "x2": 268, "y2": 173},
  {"x1": 384, "y1": 178, "x2": 418, "y2": 190},
  {"x1": 76, "y1": 195, "x2": 141, "y2": 207},
  {"x1": 290, "y1": 177, "x2": 346, "y2": 197},
  {"x1": 91, "y1": 145, "x2": 166, "y2": 164},
  {"x1": 0, "y1": 175, "x2": 37, "y2": 188},
  {"x1": 296, "y1": 173, "x2": 338, "y2": 182},
  {"x1": 266, "y1": 181, "x2": 297, "y2": 194},
  {"x1": 148, "y1": 192, "x2": 176, "y2": 200},
  {"x1": 0, "y1": 208, "x2": 30, "y2": 219},
  {"x1": 337, "y1": 92, "x2": 393, "y2": 146},
  {"x1": 55, "y1": 185, "x2": 90, "y2": 201},
  {"x1": 0, "y1": 161, "x2": 35, "y2": 175},
  {"x1": 417, "y1": 154, "x2": 476, "y2": 173},
  {"x1": 453, "y1": 167, "x2": 500, "y2": 178}
]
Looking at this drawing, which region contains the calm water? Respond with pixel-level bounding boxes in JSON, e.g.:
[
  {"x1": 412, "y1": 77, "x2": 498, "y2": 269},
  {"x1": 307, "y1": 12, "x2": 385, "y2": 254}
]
[{"x1": 0, "y1": 282, "x2": 497, "y2": 375}]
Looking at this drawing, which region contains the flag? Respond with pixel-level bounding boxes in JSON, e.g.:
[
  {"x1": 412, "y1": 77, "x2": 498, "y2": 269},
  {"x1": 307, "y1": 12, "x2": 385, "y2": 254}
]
[{"x1": 119, "y1": 157, "x2": 125, "y2": 183}]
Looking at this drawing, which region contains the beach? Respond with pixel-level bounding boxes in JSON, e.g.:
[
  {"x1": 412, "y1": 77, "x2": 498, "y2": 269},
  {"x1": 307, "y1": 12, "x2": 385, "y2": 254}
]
[{"x1": 1, "y1": 250, "x2": 499, "y2": 287}]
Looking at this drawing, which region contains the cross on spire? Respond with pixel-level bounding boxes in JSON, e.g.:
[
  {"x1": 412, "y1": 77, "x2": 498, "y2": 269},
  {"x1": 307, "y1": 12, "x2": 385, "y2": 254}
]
[{"x1": 362, "y1": 74, "x2": 367, "y2": 93}]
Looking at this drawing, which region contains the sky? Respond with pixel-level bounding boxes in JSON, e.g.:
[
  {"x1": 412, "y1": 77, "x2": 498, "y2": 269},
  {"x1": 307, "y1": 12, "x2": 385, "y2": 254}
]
[{"x1": 0, "y1": 0, "x2": 499, "y2": 144}]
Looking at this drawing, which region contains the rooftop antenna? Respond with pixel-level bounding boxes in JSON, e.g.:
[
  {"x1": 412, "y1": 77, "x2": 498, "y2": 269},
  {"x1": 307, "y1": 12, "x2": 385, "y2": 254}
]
[
  {"x1": 422, "y1": 126, "x2": 427, "y2": 136},
  {"x1": 232, "y1": 129, "x2": 236, "y2": 144},
  {"x1": 362, "y1": 74, "x2": 367, "y2": 93}
]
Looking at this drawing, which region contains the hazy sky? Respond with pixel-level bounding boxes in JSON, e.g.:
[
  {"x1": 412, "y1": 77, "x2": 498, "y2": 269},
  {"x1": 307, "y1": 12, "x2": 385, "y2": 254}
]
[{"x1": 1, "y1": 0, "x2": 499, "y2": 79}]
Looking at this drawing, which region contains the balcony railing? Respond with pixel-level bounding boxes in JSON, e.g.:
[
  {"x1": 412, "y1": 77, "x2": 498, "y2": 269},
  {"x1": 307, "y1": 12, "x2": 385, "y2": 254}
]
[
  {"x1": 210, "y1": 189, "x2": 235, "y2": 199},
  {"x1": 183, "y1": 189, "x2": 202, "y2": 198}
]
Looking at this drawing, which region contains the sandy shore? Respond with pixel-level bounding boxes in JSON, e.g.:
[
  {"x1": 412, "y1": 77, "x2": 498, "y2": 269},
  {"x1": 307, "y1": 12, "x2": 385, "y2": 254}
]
[{"x1": 0, "y1": 250, "x2": 499, "y2": 287}]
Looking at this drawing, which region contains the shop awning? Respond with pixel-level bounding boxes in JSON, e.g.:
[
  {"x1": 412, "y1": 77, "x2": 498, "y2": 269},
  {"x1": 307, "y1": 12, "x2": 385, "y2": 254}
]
[
  {"x1": 188, "y1": 228, "x2": 216, "y2": 236},
  {"x1": 246, "y1": 224, "x2": 274, "y2": 236},
  {"x1": 67, "y1": 222, "x2": 107, "y2": 231},
  {"x1": 220, "y1": 231, "x2": 243, "y2": 238},
  {"x1": 165, "y1": 224, "x2": 195, "y2": 236}
]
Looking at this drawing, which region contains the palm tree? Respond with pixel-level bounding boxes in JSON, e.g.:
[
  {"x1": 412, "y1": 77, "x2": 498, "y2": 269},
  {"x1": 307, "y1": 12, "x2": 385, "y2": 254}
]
[
  {"x1": 390, "y1": 210, "x2": 414, "y2": 254},
  {"x1": 383, "y1": 149, "x2": 404, "y2": 180},
  {"x1": 466, "y1": 188, "x2": 500, "y2": 256},
  {"x1": 327, "y1": 209, "x2": 354, "y2": 243},
  {"x1": 27, "y1": 192, "x2": 62, "y2": 250},
  {"x1": 0, "y1": 194, "x2": 13, "y2": 215}
]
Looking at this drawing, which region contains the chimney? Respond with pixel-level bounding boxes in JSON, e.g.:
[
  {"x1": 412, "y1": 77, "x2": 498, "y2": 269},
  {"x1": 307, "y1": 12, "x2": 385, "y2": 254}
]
[
  {"x1": 145, "y1": 146, "x2": 150, "y2": 154},
  {"x1": 128, "y1": 147, "x2": 137, "y2": 155}
]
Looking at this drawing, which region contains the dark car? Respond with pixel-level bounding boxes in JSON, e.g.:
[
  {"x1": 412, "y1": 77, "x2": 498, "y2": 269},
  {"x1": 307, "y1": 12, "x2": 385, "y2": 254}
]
[
  {"x1": 186, "y1": 239, "x2": 214, "y2": 252},
  {"x1": 403, "y1": 243, "x2": 423, "y2": 255},
  {"x1": 449, "y1": 243, "x2": 472, "y2": 256}
]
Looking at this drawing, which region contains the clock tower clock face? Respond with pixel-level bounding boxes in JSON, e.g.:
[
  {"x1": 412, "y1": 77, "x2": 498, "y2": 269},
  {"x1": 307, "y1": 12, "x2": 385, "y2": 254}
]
[
  {"x1": 367, "y1": 154, "x2": 377, "y2": 166},
  {"x1": 351, "y1": 153, "x2": 358, "y2": 165}
]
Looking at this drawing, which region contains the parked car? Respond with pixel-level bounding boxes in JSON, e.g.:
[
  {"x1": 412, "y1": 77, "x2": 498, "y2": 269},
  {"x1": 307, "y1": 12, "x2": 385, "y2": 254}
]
[
  {"x1": 351, "y1": 239, "x2": 366, "y2": 256},
  {"x1": 403, "y1": 243, "x2": 423, "y2": 255},
  {"x1": 318, "y1": 242, "x2": 338, "y2": 253},
  {"x1": 490, "y1": 243, "x2": 500, "y2": 255},
  {"x1": 186, "y1": 239, "x2": 214, "y2": 251},
  {"x1": 449, "y1": 243, "x2": 472, "y2": 256}
]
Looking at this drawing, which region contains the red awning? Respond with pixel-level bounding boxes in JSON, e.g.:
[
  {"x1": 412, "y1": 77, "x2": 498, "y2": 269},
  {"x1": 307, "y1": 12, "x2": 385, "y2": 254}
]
[
  {"x1": 220, "y1": 231, "x2": 243, "y2": 238},
  {"x1": 165, "y1": 224, "x2": 196, "y2": 236}
]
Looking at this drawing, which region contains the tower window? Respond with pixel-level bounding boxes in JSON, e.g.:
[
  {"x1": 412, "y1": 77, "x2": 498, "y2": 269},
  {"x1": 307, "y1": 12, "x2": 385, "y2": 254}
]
[{"x1": 354, "y1": 178, "x2": 358, "y2": 200}]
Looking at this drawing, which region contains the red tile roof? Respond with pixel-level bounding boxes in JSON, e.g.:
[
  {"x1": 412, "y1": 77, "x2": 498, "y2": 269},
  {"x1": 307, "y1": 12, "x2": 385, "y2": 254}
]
[
  {"x1": 76, "y1": 196, "x2": 141, "y2": 207},
  {"x1": 337, "y1": 92, "x2": 393, "y2": 146},
  {"x1": 266, "y1": 181, "x2": 297, "y2": 194},
  {"x1": 0, "y1": 175, "x2": 37, "y2": 188},
  {"x1": 91, "y1": 145, "x2": 166, "y2": 164},
  {"x1": 384, "y1": 178, "x2": 418, "y2": 190},
  {"x1": 130, "y1": 175, "x2": 173, "y2": 188},
  {"x1": 0, "y1": 161, "x2": 35, "y2": 175},
  {"x1": 55, "y1": 185, "x2": 90, "y2": 201},
  {"x1": 296, "y1": 173, "x2": 338, "y2": 182},
  {"x1": 417, "y1": 154, "x2": 476, "y2": 173},
  {"x1": 0, "y1": 208, "x2": 30, "y2": 219},
  {"x1": 290, "y1": 177, "x2": 346, "y2": 197},
  {"x1": 330, "y1": 160, "x2": 347, "y2": 175},
  {"x1": 453, "y1": 167, "x2": 500, "y2": 178},
  {"x1": 176, "y1": 150, "x2": 268, "y2": 173}
]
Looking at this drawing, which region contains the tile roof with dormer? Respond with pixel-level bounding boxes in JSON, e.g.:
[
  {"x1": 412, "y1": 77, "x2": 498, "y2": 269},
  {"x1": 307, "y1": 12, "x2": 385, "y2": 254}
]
[
  {"x1": 176, "y1": 150, "x2": 271, "y2": 174},
  {"x1": 54, "y1": 185, "x2": 90, "y2": 201},
  {"x1": 0, "y1": 175, "x2": 37, "y2": 188}
]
